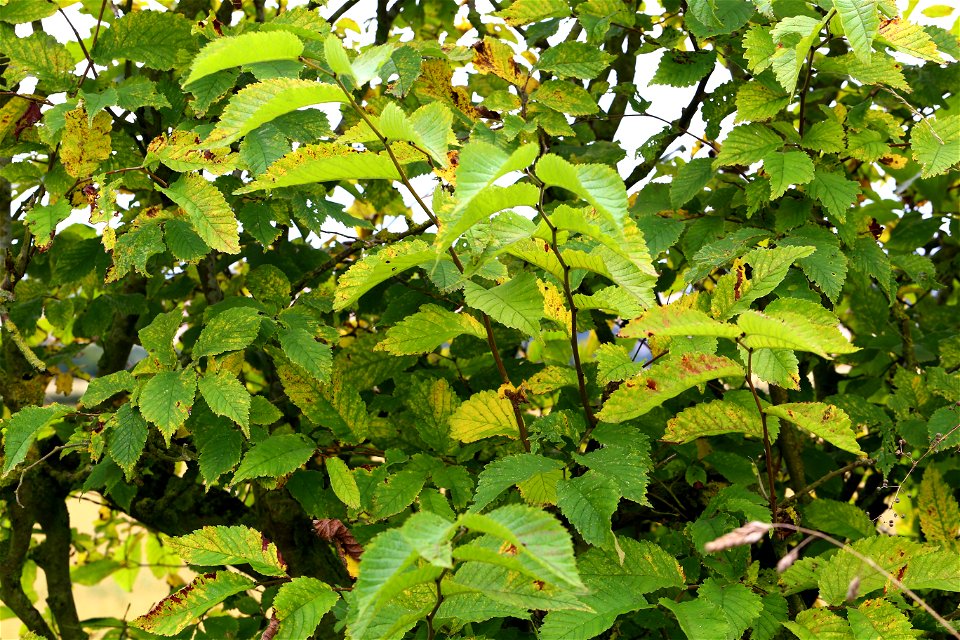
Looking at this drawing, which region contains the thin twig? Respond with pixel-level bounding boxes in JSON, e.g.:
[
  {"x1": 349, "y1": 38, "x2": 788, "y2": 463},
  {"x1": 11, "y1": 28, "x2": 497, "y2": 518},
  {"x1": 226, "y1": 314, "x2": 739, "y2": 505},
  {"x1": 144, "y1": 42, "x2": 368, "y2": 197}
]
[
  {"x1": 779, "y1": 458, "x2": 874, "y2": 508},
  {"x1": 15, "y1": 443, "x2": 86, "y2": 507},
  {"x1": 532, "y1": 178, "x2": 598, "y2": 432}
]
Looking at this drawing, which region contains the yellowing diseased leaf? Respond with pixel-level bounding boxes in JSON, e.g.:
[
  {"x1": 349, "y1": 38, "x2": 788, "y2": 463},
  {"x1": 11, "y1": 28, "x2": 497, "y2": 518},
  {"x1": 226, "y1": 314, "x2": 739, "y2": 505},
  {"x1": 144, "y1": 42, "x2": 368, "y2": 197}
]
[
  {"x1": 61, "y1": 108, "x2": 111, "y2": 178},
  {"x1": 131, "y1": 571, "x2": 254, "y2": 635},
  {"x1": 449, "y1": 390, "x2": 520, "y2": 443},
  {"x1": 597, "y1": 353, "x2": 745, "y2": 423},
  {"x1": 530, "y1": 80, "x2": 599, "y2": 116},
  {"x1": 763, "y1": 402, "x2": 863, "y2": 455},
  {"x1": 334, "y1": 238, "x2": 434, "y2": 310},
  {"x1": 464, "y1": 272, "x2": 544, "y2": 337},
  {"x1": 473, "y1": 36, "x2": 527, "y2": 86},
  {"x1": 146, "y1": 130, "x2": 238, "y2": 175},
  {"x1": 235, "y1": 142, "x2": 400, "y2": 194},
  {"x1": 918, "y1": 468, "x2": 960, "y2": 549},
  {"x1": 911, "y1": 115, "x2": 960, "y2": 178},
  {"x1": 159, "y1": 174, "x2": 240, "y2": 254},
  {"x1": 494, "y1": 0, "x2": 569, "y2": 26},
  {"x1": 878, "y1": 17, "x2": 943, "y2": 62},
  {"x1": 166, "y1": 525, "x2": 287, "y2": 576},
  {"x1": 665, "y1": 393, "x2": 779, "y2": 444},
  {"x1": 375, "y1": 304, "x2": 485, "y2": 355}
]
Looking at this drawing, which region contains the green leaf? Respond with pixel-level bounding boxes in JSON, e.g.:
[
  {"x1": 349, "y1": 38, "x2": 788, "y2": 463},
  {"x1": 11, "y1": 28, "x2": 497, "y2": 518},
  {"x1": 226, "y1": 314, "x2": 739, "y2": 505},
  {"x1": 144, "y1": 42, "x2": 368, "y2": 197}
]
[
  {"x1": 783, "y1": 608, "x2": 853, "y2": 640},
  {"x1": 574, "y1": 425, "x2": 652, "y2": 505},
  {"x1": 918, "y1": 467, "x2": 960, "y2": 549},
  {"x1": 714, "y1": 124, "x2": 782, "y2": 167},
  {"x1": 92, "y1": 10, "x2": 196, "y2": 71},
  {"x1": 377, "y1": 102, "x2": 454, "y2": 166},
  {"x1": 752, "y1": 593, "x2": 789, "y2": 640},
  {"x1": 166, "y1": 525, "x2": 287, "y2": 576},
  {"x1": 800, "y1": 119, "x2": 846, "y2": 154},
  {"x1": 375, "y1": 304, "x2": 485, "y2": 355},
  {"x1": 138, "y1": 370, "x2": 197, "y2": 445},
  {"x1": 387, "y1": 45, "x2": 422, "y2": 97},
  {"x1": 438, "y1": 183, "x2": 540, "y2": 251},
  {"x1": 780, "y1": 225, "x2": 849, "y2": 302},
  {"x1": 458, "y1": 504, "x2": 584, "y2": 590},
  {"x1": 326, "y1": 457, "x2": 361, "y2": 509},
  {"x1": 495, "y1": 0, "x2": 569, "y2": 25},
  {"x1": 664, "y1": 394, "x2": 773, "y2": 444},
  {"x1": 594, "y1": 343, "x2": 644, "y2": 386},
  {"x1": 535, "y1": 41, "x2": 615, "y2": 79},
  {"x1": 670, "y1": 157, "x2": 714, "y2": 208},
  {"x1": 531, "y1": 80, "x2": 599, "y2": 116},
  {"x1": 833, "y1": 0, "x2": 880, "y2": 62},
  {"x1": 25, "y1": 199, "x2": 71, "y2": 250},
  {"x1": 687, "y1": 0, "x2": 754, "y2": 38},
  {"x1": 848, "y1": 599, "x2": 921, "y2": 640},
  {"x1": 106, "y1": 223, "x2": 166, "y2": 283},
  {"x1": 185, "y1": 31, "x2": 304, "y2": 86},
  {"x1": 540, "y1": 538, "x2": 683, "y2": 640},
  {"x1": 114, "y1": 77, "x2": 171, "y2": 111},
  {"x1": 323, "y1": 34, "x2": 354, "y2": 77},
  {"x1": 752, "y1": 348, "x2": 801, "y2": 390},
  {"x1": 449, "y1": 390, "x2": 519, "y2": 443},
  {"x1": 620, "y1": 304, "x2": 742, "y2": 340},
  {"x1": 197, "y1": 372, "x2": 251, "y2": 430},
  {"x1": 802, "y1": 499, "x2": 876, "y2": 540},
  {"x1": 193, "y1": 306, "x2": 262, "y2": 358},
  {"x1": 770, "y1": 16, "x2": 827, "y2": 93},
  {"x1": 463, "y1": 272, "x2": 544, "y2": 336},
  {"x1": 556, "y1": 472, "x2": 619, "y2": 547},
  {"x1": 238, "y1": 203, "x2": 282, "y2": 246},
  {"x1": 164, "y1": 219, "x2": 209, "y2": 263},
  {"x1": 911, "y1": 115, "x2": 960, "y2": 178},
  {"x1": 735, "y1": 80, "x2": 790, "y2": 123},
  {"x1": 536, "y1": 154, "x2": 628, "y2": 226},
  {"x1": 198, "y1": 427, "x2": 243, "y2": 485},
  {"x1": 598, "y1": 354, "x2": 744, "y2": 423},
  {"x1": 651, "y1": 50, "x2": 717, "y2": 88},
  {"x1": 349, "y1": 512, "x2": 455, "y2": 637},
  {"x1": 1, "y1": 404, "x2": 70, "y2": 476},
  {"x1": 659, "y1": 597, "x2": 732, "y2": 640},
  {"x1": 762, "y1": 151, "x2": 815, "y2": 199},
  {"x1": 371, "y1": 466, "x2": 429, "y2": 519},
  {"x1": 806, "y1": 168, "x2": 861, "y2": 223},
  {"x1": 204, "y1": 79, "x2": 345, "y2": 147},
  {"x1": 158, "y1": 174, "x2": 240, "y2": 254},
  {"x1": 278, "y1": 327, "x2": 332, "y2": 383},
  {"x1": 236, "y1": 143, "x2": 400, "y2": 194},
  {"x1": 81, "y1": 370, "x2": 136, "y2": 408},
  {"x1": 738, "y1": 310, "x2": 858, "y2": 358},
  {"x1": 763, "y1": 402, "x2": 863, "y2": 454},
  {"x1": 455, "y1": 142, "x2": 539, "y2": 209},
  {"x1": 138, "y1": 310, "x2": 182, "y2": 368},
  {"x1": 334, "y1": 238, "x2": 434, "y2": 310},
  {"x1": 107, "y1": 404, "x2": 149, "y2": 481},
  {"x1": 471, "y1": 454, "x2": 566, "y2": 511},
  {"x1": 699, "y1": 578, "x2": 764, "y2": 638},
  {"x1": 131, "y1": 571, "x2": 254, "y2": 635},
  {"x1": 274, "y1": 577, "x2": 339, "y2": 640},
  {"x1": 231, "y1": 433, "x2": 316, "y2": 485}
]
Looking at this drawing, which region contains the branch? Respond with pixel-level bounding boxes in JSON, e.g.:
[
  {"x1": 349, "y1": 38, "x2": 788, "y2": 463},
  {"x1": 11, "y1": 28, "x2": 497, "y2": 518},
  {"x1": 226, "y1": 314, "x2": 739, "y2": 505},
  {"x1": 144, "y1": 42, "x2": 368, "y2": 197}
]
[
  {"x1": 744, "y1": 345, "x2": 779, "y2": 520},
  {"x1": 312, "y1": 60, "x2": 532, "y2": 451},
  {"x1": 533, "y1": 178, "x2": 598, "y2": 432},
  {"x1": 624, "y1": 70, "x2": 712, "y2": 188},
  {"x1": 779, "y1": 458, "x2": 874, "y2": 508}
]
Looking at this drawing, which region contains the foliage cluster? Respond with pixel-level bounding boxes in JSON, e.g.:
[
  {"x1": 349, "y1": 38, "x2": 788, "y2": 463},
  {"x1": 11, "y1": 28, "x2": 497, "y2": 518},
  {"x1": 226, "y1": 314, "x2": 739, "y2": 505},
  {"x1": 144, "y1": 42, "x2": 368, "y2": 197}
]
[{"x1": 1, "y1": 0, "x2": 959, "y2": 638}]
